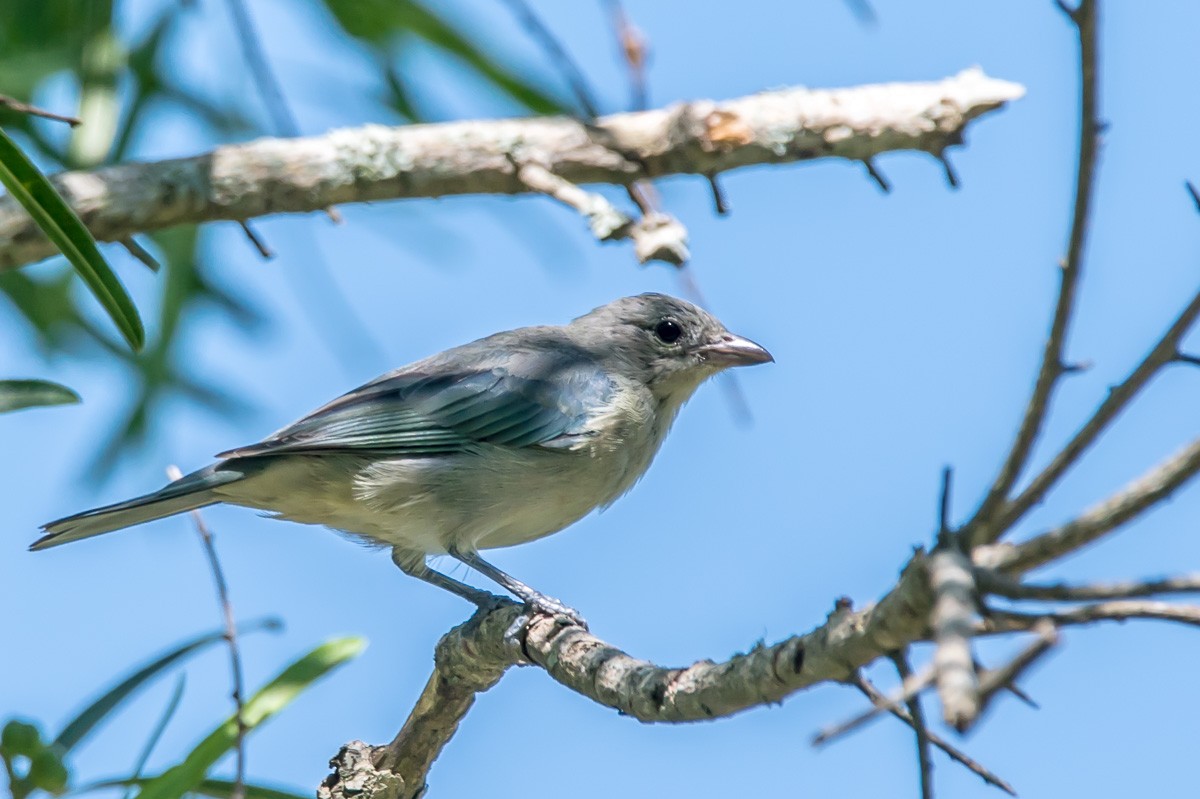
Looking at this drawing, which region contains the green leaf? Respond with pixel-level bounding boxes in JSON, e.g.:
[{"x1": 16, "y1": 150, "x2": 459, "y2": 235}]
[
  {"x1": 135, "y1": 637, "x2": 366, "y2": 799},
  {"x1": 0, "y1": 126, "x2": 144, "y2": 349},
  {"x1": 122, "y1": 675, "x2": 187, "y2": 799},
  {"x1": 54, "y1": 618, "x2": 283, "y2": 754},
  {"x1": 0, "y1": 379, "x2": 80, "y2": 414}
]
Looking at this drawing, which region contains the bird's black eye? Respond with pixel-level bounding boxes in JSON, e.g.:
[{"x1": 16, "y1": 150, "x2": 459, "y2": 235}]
[{"x1": 654, "y1": 319, "x2": 683, "y2": 344}]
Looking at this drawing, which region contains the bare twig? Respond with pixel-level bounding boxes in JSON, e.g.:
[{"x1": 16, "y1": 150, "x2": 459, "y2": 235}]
[
  {"x1": 862, "y1": 158, "x2": 891, "y2": 193},
  {"x1": 984, "y1": 436, "x2": 1200, "y2": 574},
  {"x1": 499, "y1": 0, "x2": 599, "y2": 118},
  {"x1": 237, "y1": 220, "x2": 273, "y2": 259},
  {"x1": 705, "y1": 174, "x2": 729, "y2": 215},
  {"x1": 966, "y1": 0, "x2": 1100, "y2": 547},
  {"x1": 0, "y1": 95, "x2": 81, "y2": 126},
  {"x1": 969, "y1": 621, "x2": 1058, "y2": 730},
  {"x1": 602, "y1": 0, "x2": 649, "y2": 111},
  {"x1": 119, "y1": 236, "x2": 161, "y2": 272},
  {"x1": 983, "y1": 602, "x2": 1200, "y2": 632},
  {"x1": 223, "y1": 0, "x2": 299, "y2": 137},
  {"x1": 222, "y1": 0, "x2": 339, "y2": 225},
  {"x1": 977, "y1": 570, "x2": 1200, "y2": 602},
  {"x1": 812, "y1": 663, "x2": 936, "y2": 747},
  {"x1": 890, "y1": 651, "x2": 934, "y2": 799},
  {"x1": 166, "y1": 465, "x2": 246, "y2": 799},
  {"x1": 514, "y1": 160, "x2": 687, "y2": 264},
  {"x1": 1186, "y1": 180, "x2": 1200, "y2": 213},
  {"x1": 514, "y1": 160, "x2": 632, "y2": 240},
  {"x1": 851, "y1": 675, "x2": 1015, "y2": 796}
]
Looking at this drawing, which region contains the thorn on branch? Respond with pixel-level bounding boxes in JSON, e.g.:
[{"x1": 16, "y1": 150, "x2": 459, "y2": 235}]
[
  {"x1": 706, "y1": 174, "x2": 730, "y2": 215},
  {"x1": 238, "y1": 220, "x2": 274, "y2": 259},
  {"x1": 863, "y1": 158, "x2": 892, "y2": 193},
  {"x1": 938, "y1": 150, "x2": 961, "y2": 189},
  {"x1": 1059, "y1": 359, "x2": 1093, "y2": 375},
  {"x1": 1186, "y1": 181, "x2": 1200, "y2": 214},
  {"x1": 842, "y1": 0, "x2": 878, "y2": 26},
  {"x1": 936, "y1": 466, "x2": 955, "y2": 548},
  {"x1": 120, "y1": 237, "x2": 161, "y2": 272}
]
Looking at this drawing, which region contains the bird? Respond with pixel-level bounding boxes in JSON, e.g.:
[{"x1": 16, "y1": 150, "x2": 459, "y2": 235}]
[{"x1": 35, "y1": 293, "x2": 772, "y2": 623}]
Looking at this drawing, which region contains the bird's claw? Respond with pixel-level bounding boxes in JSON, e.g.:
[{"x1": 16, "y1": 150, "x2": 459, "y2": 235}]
[{"x1": 526, "y1": 594, "x2": 587, "y2": 629}]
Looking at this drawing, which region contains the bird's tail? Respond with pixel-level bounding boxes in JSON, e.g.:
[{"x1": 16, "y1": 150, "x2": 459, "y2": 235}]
[{"x1": 33, "y1": 465, "x2": 244, "y2": 551}]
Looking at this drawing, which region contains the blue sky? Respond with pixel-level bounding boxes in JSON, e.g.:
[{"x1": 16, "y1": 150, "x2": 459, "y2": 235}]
[{"x1": 4, "y1": 1, "x2": 1200, "y2": 797}]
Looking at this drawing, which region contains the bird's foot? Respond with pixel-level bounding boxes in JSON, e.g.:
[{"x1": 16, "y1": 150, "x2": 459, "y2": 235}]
[{"x1": 524, "y1": 593, "x2": 587, "y2": 629}]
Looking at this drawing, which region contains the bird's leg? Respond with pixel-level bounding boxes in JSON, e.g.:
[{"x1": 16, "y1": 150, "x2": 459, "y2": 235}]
[
  {"x1": 390, "y1": 547, "x2": 499, "y2": 608},
  {"x1": 448, "y1": 547, "x2": 586, "y2": 627}
]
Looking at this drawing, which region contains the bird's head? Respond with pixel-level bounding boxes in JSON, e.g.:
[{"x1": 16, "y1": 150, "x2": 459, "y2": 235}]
[{"x1": 569, "y1": 293, "x2": 773, "y2": 403}]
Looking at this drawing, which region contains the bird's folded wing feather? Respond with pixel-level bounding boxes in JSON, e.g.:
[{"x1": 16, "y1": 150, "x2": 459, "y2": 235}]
[{"x1": 217, "y1": 361, "x2": 614, "y2": 458}]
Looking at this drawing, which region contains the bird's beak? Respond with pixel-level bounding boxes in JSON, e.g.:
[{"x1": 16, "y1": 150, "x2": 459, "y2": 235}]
[{"x1": 698, "y1": 333, "x2": 774, "y2": 368}]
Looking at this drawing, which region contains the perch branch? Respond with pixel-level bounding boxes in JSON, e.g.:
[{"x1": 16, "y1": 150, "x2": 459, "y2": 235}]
[{"x1": 0, "y1": 69, "x2": 1024, "y2": 270}]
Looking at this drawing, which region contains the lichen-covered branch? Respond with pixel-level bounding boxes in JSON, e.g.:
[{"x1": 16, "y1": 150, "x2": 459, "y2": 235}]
[{"x1": 0, "y1": 68, "x2": 1024, "y2": 270}]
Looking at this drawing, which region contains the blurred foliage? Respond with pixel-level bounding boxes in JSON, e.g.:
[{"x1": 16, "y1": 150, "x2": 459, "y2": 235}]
[
  {"x1": 0, "y1": 621, "x2": 362, "y2": 799},
  {"x1": 0, "y1": 0, "x2": 570, "y2": 474}
]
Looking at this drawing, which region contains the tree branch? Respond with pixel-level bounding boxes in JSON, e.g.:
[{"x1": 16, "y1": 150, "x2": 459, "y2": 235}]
[
  {"x1": 965, "y1": 0, "x2": 1100, "y2": 546},
  {"x1": 0, "y1": 69, "x2": 1024, "y2": 270},
  {"x1": 978, "y1": 436, "x2": 1200, "y2": 574}
]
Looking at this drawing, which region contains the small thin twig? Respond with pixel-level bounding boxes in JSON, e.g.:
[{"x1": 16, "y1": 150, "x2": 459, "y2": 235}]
[
  {"x1": 851, "y1": 675, "x2": 1015, "y2": 796},
  {"x1": 706, "y1": 174, "x2": 730, "y2": 215},
  {"x1": 223, "y1": 0, "x2": 338, "y2": 224},
  {"x1": 965, "y1": 0, "x2": 1101, "y2": 547},
  {"x1": 237, "y1": 220, "x2": 273, "y2": 259},
  {"x1": 120, "y1": 237, "x2": 161, "y2": 272},
  {"x1": 971, "y1": 621, "x2": 1058, "y2": 727},
  {"x1": 842, "y1": 0, "x2": 878, "y2": 26},
  {"x1": 992, "y1": 436, "x2": 1200, "y2": 574},
  {"x1": 996, "y1": 284, "x2": 1200, "y2": 535},
  {"x1": 514, "y1": 160, "x2": 632, "y2": 240},
  {"x1": 167, "y1": 465, "x2": 246, "y2": 799},
  {"x1": 0, "y1": 95, "x2": 81, "y2": 126},
  {"x1": 601, "y1": 0, "x2": 649, "y2": 111},
  {"x1": 978, "y1": 570, "x2": 1200, "y2": 601},
  {"x1": 499, "y1": 0, "x2": 599, "y2": 118},
  {"x1": 513, "y1": 160, "x2": 691, "y2": 264},
  {"x1": 982, "y1": 602, "x2": 1200, "y2": 632},
  {"x1": 1186, "y1": 180, "x2": 1200, "y2": 213},
  {"x1": 863, "y1": 158, "x2": 892, "y2": 193},
  {"x1": 890, "y1": 651, "x2": 934, "y2": 799},
  {"x1": 938, "y1": 151, "x2": 960, "y2": 189},
  {"x1": 812, "y1": 665, "x2": 936, "y2": 746}
]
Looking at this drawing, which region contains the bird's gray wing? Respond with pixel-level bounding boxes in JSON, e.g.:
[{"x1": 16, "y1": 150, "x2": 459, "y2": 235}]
[{"x1": 218, "y1": 358, "x2": 614, "y2": 458}]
